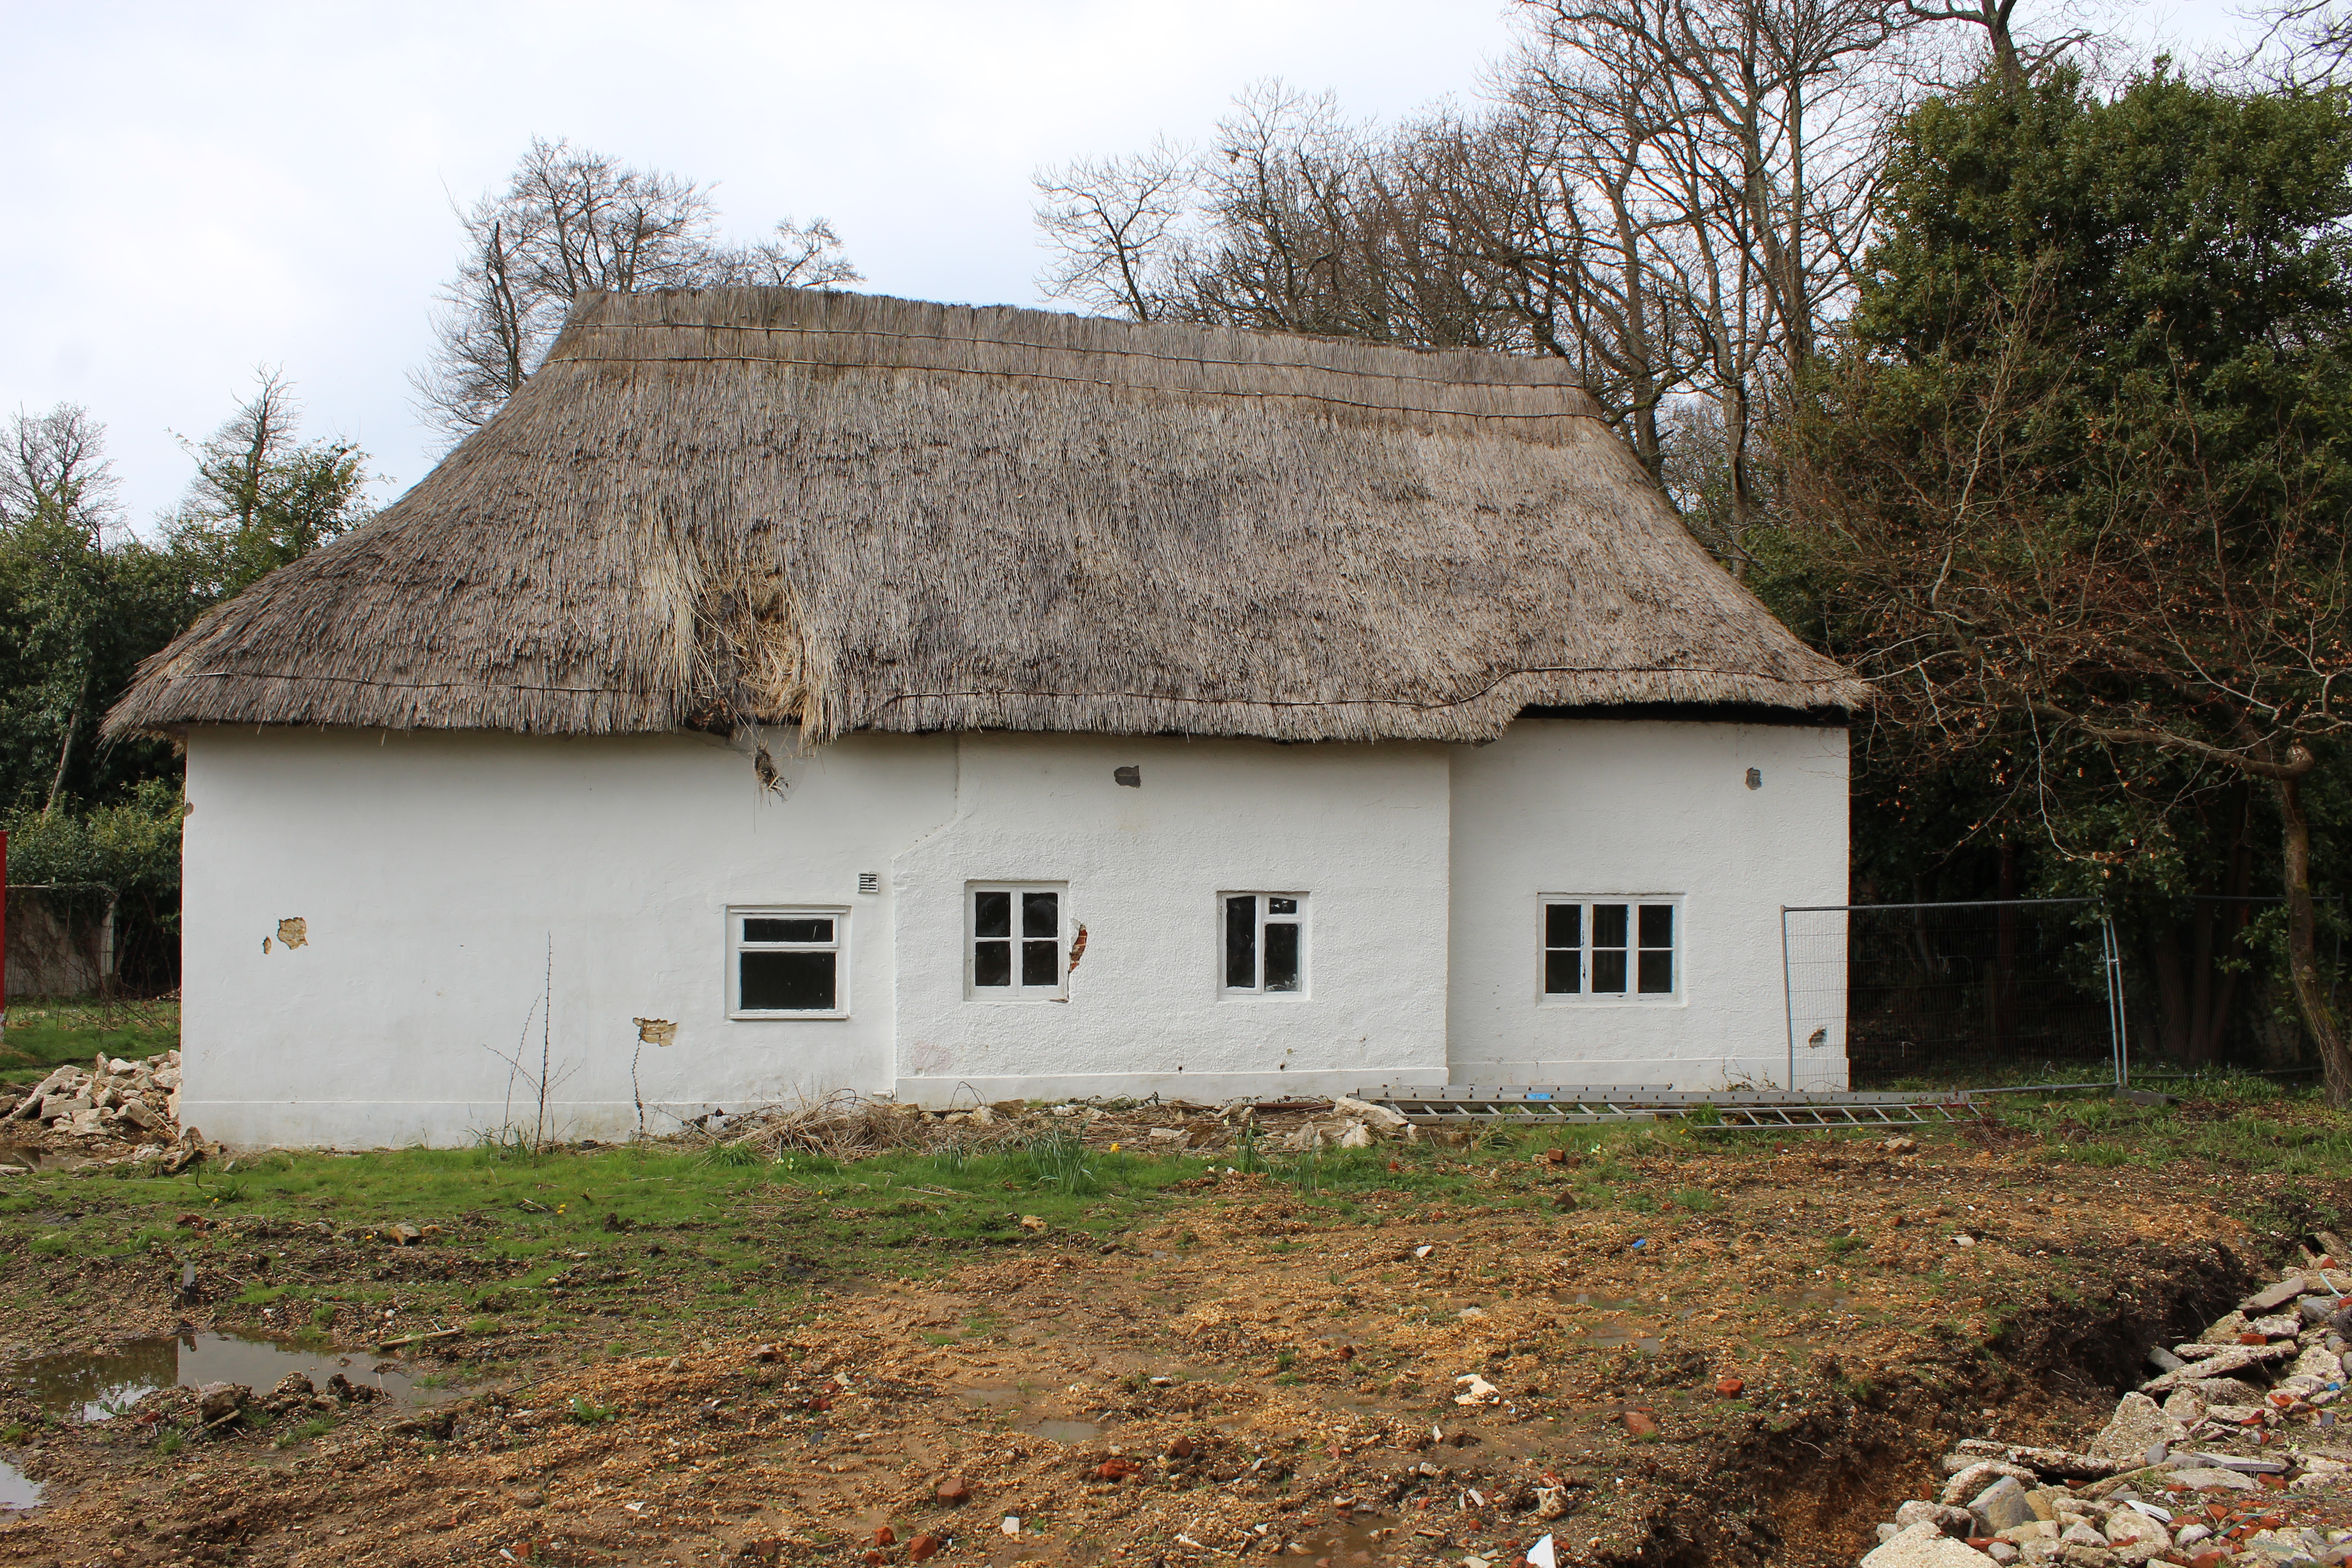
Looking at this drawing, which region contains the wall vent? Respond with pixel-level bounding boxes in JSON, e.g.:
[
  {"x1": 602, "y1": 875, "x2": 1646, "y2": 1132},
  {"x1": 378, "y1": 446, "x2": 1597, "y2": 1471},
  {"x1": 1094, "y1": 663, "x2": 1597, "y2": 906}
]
[{"x1": 858, "y1": 872, "x2": 881, "y2": 896}]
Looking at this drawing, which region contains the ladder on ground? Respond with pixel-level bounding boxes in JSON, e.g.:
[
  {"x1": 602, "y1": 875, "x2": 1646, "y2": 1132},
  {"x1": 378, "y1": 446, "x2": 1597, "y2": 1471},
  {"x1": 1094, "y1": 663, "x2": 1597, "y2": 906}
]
[{"x1": 1355, "y1": 1084, "x2": 1986, "y2": 1131}]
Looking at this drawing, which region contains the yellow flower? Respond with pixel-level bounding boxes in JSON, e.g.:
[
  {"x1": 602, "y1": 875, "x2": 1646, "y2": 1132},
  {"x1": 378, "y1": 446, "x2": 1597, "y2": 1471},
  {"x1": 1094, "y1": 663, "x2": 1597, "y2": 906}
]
[
  {"x1": 558, "y1": 1204, "x2": 567, "y2": 1213},
  {"x1": 1108, "y1": 1142, "x2": 1122, "y2": 1153}
]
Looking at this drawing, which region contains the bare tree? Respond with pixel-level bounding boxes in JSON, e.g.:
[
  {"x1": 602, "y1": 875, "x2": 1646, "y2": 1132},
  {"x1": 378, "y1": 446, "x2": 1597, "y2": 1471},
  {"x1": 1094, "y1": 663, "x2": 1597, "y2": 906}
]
[
  {"x1": 0, "y1": 405, "x2": 121, "y2": 543},
  {"x1": 412, "y1": 138, "x2": 861, "y2": 441},
  {"x1": 1034, "y1": 139, "x2": 1196, "y2": 321}
]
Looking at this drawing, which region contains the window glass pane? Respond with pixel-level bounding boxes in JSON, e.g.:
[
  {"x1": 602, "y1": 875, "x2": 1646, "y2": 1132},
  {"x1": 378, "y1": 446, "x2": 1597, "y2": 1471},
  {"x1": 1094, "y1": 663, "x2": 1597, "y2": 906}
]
[
  {"x1": 1226, "y1": 896, "x2": 1257, "y2": 989},
  {"x1": 1638, "y1": 904, "x2": 1673, "y2": 949},
  {"x1": 744, "y1": 916, "x2": 831, "y2": 944},
  {"x1": 973, "y1": 939, "x2": 1011, "y2": 987},
  {"x1": 1021, "y1": 938, "x2": 1059, "y2": 987},
  {"x1": 1268, "y1": 897, "x2": 1298, "y2": 915},
  {"x1": 974, "y1": 891, "x2": 1011, "y2": 938},
  {"x1": 1544, "y1": 903, "x2": 1580, "y2": 949},
  {"x1": 1264, "y1": 922, "x2": 1300, "y2": 992},
  {"x1": 740, "y1": 951, "x2": 835, "y2": 1011},
  {"x1": 1592, "y1": 903, "x2": 1629, "y2": 948},
  {"x1": 1638, "y1": 950, "x2": 1674, "y2": 994},
  {"x1": 1592, "y1": 950, "x2": 1628, "y2": 993},
  {"x1": 1544, "y1": 948, "x2": 1581, "y2": 994},
  {"x1": 1022, "y1": 891, "x2": 1058, "y2": 938}
]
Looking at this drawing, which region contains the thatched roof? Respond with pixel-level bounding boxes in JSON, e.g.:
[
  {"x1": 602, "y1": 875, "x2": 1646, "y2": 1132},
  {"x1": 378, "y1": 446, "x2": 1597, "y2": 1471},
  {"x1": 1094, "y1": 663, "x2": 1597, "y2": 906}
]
[{"x1": 108, "y1": 288, "x2": 1862, "y2": 745}]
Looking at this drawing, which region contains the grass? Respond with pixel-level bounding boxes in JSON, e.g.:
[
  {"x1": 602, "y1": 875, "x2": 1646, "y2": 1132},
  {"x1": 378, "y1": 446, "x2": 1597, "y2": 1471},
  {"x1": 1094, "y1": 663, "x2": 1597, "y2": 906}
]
[
  {"x1": 3, "y1": 1082, "x2": 2348, "y2": 1351},
  {"x1": 0, "y1": 997, "x2": 178, "y2": 1087}
]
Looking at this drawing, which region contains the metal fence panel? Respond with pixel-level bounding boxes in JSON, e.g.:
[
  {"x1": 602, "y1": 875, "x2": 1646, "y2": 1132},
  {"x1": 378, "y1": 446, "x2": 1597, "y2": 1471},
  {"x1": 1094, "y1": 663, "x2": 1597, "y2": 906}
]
[{"x1": 1783, "y1": 899, "x2": 2124, "y2": 1093}]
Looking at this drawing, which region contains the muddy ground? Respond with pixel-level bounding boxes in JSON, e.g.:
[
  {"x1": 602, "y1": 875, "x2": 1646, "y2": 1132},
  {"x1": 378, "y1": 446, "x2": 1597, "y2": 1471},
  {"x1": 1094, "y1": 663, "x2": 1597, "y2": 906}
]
[{"x1": 0, "y1": 1107, "x2": 2338, "y2": 1568}]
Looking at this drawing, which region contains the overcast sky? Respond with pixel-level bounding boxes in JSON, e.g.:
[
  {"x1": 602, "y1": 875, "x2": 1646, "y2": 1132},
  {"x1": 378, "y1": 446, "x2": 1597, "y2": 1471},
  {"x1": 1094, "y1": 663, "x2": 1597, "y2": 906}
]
[{"x1": 1, "y1": 0, "x2": 2268, "y2": 526}]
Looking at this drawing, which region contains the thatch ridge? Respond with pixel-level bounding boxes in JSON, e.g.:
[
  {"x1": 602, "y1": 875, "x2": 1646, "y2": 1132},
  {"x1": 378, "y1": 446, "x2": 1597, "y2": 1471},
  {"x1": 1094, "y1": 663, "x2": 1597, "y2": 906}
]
[{"x1": 108, "y1": 287, "x2": 1863, "y2": 745}]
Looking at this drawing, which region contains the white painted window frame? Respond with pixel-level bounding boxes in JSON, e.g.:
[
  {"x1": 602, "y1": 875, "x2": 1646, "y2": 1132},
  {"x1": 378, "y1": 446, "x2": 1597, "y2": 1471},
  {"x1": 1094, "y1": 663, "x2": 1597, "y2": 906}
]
[
  {"x1": 728, "y1": 905, "x2": 851, "y2": 1020},
  {"x1": 965, "y1": 882, "x2": 1069, "y2": 1002},
  {"x1": 1219, "y1": 891, "x2": 1310, "y2": 1000},
  {"x1": 1537, "y1": 895, "x2": 1683, "y2": 1005}
]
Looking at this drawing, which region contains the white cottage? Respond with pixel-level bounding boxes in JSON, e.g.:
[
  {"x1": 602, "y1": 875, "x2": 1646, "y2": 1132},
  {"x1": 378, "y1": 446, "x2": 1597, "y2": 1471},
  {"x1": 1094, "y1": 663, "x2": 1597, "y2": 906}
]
[{"x1": 109, "y1": 288, "x2": 1862, "y2": 1148}]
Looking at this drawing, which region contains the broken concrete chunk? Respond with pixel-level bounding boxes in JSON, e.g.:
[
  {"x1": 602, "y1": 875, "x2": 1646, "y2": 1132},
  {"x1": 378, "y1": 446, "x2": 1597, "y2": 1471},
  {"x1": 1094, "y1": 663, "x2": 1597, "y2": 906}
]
[
  {"x1": 1971, "y1": 1475, "x2": 2038, "y2": 1534},
  {"x1": 2100, "y1": 1507, "x2": 2170, "y2": 1566},
  {"x1": 10, "y1": 1066, "x2": 75, "y2": 1117},
  {"x1": 1894, "y1": 1501, "x2": 1976, "y2": 1538},
  {"x1": 1941, "y1": 1460, "x2": 2037, "y2": 1505},
  {"x1": 2242, "y1": 1277, "x2": 2309, "y2": 1313},
  {"x1": 2086, "y1": 1393, "x2": 2189, "y2": 1464},
  {"x1": 197, "y1": 1382, "x2": 250, "y2": 1423},
  {"x1": 2158, "y1": 1388, "x2": 2207, "y2": 1427},
  {"x1": 1329, "y1": 1095, "x2": 1409, "y2": 1131},
  {"x1": 1860, "y1": 1522, "x2": 1999, "y2": 1568},
  {"x1": 2140, "y1": 1343, "x2": 2294, "y2": 1392}
]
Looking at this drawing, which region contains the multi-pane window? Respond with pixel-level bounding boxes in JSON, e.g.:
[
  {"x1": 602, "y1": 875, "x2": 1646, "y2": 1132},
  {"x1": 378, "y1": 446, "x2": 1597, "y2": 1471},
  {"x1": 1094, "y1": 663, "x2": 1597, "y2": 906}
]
[
  {"x1": 1542, "y1": 899, "x2": 1677, "y2": 999},
  {"x1": 1223, "y1": 893, "x2": 1306, "y2": 996},
  {"x1": 969, "y1": 884, "x2": 1066, "y2": 999},
  {"x1": 730, "y1": 908, "x2": 847, "y2": 1016}
]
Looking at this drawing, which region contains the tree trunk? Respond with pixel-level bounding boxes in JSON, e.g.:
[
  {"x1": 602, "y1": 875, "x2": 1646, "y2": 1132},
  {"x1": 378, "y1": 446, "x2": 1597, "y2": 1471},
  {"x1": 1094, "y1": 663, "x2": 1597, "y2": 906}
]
[
  {"x1": 42, "y1": 682, "x2": 87, "y2": 818},
  {"x1": 2274, "y1": 773, "x2": 2351, "y2": 1103}
]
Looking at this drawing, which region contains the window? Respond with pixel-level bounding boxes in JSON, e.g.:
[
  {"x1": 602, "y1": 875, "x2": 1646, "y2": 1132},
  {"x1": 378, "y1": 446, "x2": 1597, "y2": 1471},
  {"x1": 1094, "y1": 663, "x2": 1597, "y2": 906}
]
[
  {"x1": 968, "y1": 884, "x2": 1066, "y2": 1000},
  {"x1": 1222, "y1": 893, "x2": 1307, "y2": 996},
  {"x1": 1542, "y1": 899, "x2": 1678, "y2": 1000},
  {"x1": 730, "y1": 908, "x2": 847, "y2": 1017}
]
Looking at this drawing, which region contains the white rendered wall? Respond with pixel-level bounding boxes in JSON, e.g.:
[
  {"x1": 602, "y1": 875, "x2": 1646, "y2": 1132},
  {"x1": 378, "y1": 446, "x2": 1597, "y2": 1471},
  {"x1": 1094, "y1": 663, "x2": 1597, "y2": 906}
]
[
  {"x1": 888, "y1": 735, "x2": 1453, "y2": 1105},
  {"x1": 180, "y1": 728, "x2": 1454, "y2": 1146},
  {"x1": 1444, "y1": 719, "x2": 1849, "y2": 1092},
  {"x1": 181, "y1": 728, "x2": 957, "y2": 1147},
  {"x1": 182, "y1": 720, "x2": 1841, "y2": 1147}
]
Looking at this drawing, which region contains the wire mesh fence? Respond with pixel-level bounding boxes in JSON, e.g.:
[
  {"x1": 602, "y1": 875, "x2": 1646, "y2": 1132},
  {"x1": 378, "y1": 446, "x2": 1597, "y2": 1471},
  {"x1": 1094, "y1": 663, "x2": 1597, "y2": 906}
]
[
  {"x1": 1782, "y1": 899, "x2": 2125, "y2": 1094},
  {"x1": 5, "y1": 882, "x2": 122, "y2": 1000}
]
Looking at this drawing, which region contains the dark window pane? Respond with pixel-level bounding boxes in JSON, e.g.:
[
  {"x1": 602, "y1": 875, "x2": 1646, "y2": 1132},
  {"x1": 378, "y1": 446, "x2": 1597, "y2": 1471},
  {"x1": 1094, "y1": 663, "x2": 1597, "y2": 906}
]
[
  {"x1": 1638, "y1": 950, "x2": 1674, "y2": 994},
  {"x1": 1592, "y1": 950, "x2": 1628, "y2": 993},
  {"x1": 973, "y1": 939, "x2": 1011, "y2": 987},
  {"x1": 1226, "y1": 896, "x2": 1256, "y2": 989},
  {"x1": 974, "y1": 891, "x2": 1010, "y2": 938},
  {"x1": 1544, "y1": 903, "x2": 1580, "y2": 950},
  {"x1": 1022, "y1": 938, "x2": 1059, "y2": 987},
  {"x1": 1638, "y1": 904, "x2": 1674, "y2": 949},
  {"x1": 1592, "y1": 903, "x2": 1629, "y2": 949},
  {"x1": 1544, "y1": 949, "x2": 1581, "y2": 994},
  {"x1": 1264, "y1": 922, "x2": 1300, "y2": 992},
  {"x1": 740, "y1": 951, "x2": 835, "y2": 1011},
  {"x1": 1268, "y1": 897, "x2": 1298, "y2": 915},
  {"x1": 744, "y1": 916, "x2": 831, "y2": 944},
  {"x1": 1023, "y1": 891, "x2": 1058, "y2": 938}
]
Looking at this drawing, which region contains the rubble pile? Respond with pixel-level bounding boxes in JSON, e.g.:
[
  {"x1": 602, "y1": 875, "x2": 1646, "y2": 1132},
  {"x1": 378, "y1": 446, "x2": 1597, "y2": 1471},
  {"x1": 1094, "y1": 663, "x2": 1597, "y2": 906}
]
[
  {"x1": 2, "y1": 1049, "x2": 181, "y2": 1145},
  {"x1": 1860, "y1": 1260, "x2": 2352, "y2": 1568},
  {"x1": 706, "y1": 1092, "x2": 1427, "y2": 1161}
]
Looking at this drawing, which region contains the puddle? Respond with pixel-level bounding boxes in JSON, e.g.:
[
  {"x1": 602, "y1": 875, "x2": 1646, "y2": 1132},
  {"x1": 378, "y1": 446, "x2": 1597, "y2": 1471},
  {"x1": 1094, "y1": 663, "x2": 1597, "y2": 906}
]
[
  {"x1": 0, "y1": 1460, "x2": 38, "y2": 1511},
  {"x1": 5, "y1": 1333, "x2": 449, "y2": 1421},
  {"x1": 1027, "y1": 1419, "x2": 1102, "y2": 1443},
  {"x1": 956, "y1": 1385, "x2": 1021, "y2": 1408}
]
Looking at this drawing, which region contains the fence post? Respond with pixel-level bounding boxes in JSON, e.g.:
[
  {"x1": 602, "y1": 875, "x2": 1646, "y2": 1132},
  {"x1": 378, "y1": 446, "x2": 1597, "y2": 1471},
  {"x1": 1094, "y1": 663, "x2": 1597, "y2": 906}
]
[
  {"x1": 1781, "y1": 906, "x2": 1797, "y2": 1093},
  {"x1": 2101, "y1": 917, "x2": 2129, "y2": 1089}
]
